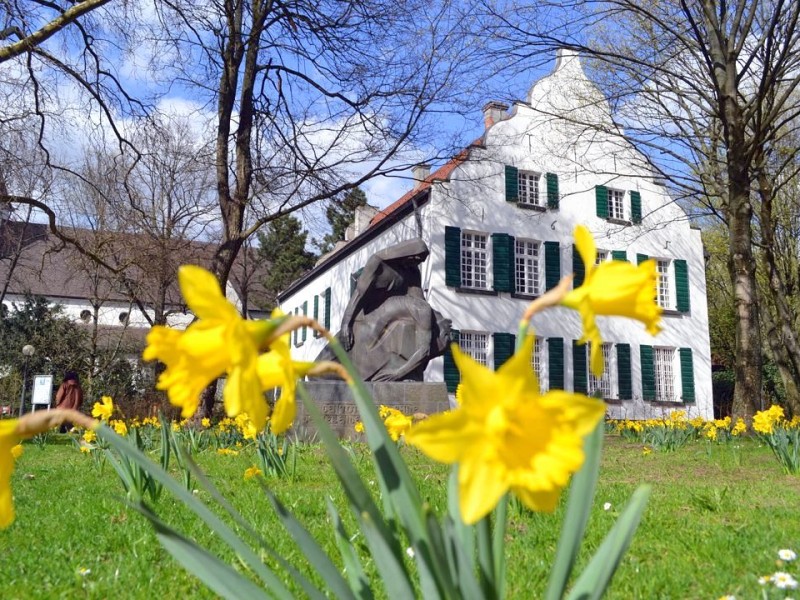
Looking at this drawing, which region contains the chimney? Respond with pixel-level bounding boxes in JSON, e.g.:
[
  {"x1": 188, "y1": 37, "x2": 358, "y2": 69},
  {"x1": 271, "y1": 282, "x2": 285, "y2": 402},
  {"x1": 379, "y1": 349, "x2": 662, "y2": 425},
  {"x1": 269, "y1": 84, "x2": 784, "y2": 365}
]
[
  {"x1": 482, "y1": 101, "x2": 509, "y2": 130},
  {"x1": 412, "y1": 164, "x2": 431, "y2": 187},
  {"x1": 345, "y1": 204, "x2": 380, "y2": 241}
]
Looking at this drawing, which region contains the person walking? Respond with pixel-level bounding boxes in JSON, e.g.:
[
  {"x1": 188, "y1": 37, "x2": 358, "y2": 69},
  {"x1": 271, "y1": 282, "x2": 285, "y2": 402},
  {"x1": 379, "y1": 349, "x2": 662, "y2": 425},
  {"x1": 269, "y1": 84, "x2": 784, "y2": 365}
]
[{"x1": 54, "y1": 371, "x2": 83, "y2": 433}]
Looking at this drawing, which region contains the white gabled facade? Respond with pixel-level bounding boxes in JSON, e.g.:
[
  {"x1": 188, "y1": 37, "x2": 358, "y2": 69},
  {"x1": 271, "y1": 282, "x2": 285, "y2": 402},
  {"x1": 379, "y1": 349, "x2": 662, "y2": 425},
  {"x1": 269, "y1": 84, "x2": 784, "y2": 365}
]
[{"x1": 279, "y1": 49, "x2": 713, "y2": 420}]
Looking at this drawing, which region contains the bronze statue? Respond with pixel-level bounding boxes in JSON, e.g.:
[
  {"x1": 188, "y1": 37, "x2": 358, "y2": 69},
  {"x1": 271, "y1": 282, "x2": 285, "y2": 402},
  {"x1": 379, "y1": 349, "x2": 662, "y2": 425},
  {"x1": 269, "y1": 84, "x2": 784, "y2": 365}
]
[{"x1": 317, "y1": 239, "x2": 451, "y2": 381}]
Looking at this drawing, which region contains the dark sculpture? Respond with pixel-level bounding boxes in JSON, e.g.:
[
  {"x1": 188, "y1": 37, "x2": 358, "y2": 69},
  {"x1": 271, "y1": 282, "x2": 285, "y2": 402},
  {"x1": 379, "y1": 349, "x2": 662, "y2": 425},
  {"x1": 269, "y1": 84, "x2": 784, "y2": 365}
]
[{"x1": 317, "y1": 238, "x2": 452, "y2": 381}]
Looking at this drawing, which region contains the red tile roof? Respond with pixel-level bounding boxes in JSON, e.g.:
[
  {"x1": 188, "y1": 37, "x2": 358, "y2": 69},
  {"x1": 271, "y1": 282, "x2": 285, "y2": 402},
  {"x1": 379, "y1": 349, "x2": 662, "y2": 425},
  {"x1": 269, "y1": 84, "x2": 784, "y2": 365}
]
[{"x1": 369, "y1": 140, "x2": 482, "y2": 227}]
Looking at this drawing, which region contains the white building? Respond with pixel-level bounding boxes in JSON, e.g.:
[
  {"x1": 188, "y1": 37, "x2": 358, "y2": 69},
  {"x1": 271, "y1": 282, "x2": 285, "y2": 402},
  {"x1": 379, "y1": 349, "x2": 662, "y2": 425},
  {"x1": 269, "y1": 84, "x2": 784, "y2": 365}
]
[{"x1": 279, "y1": 50, "x2": 713, "y2": 420}]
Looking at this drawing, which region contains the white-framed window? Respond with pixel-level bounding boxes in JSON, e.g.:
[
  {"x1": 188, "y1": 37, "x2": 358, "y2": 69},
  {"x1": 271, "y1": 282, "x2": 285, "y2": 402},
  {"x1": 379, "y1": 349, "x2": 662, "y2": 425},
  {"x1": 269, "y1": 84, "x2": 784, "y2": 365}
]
[
  {"x1": 518, "y1": 171, "x2": 542, "y2": 207},
  {"x1": 461, "y1": 231, "x2": 488, "y2": 289},
  {"x1": 607, "y1": 188, "x2": 625, "y2": 220},
  {"x1": 656, "y1": 259, "x2": 673, "y2": 309},
  {"x1": 654, "y1": 347, "x2": 676, "y2": 402},
  {"x1": 595, "y1": 249, "x2": 610, "y2": 265},
  {"x1": 460, "y1": 331, "x2": 489, "y2": 366},
  {"x1": 587, "y1": 342, "x2": 613, "y2": 398},
  {"x1": 515, "y1": 238, "x2": 541, "y2": 295},
  {"x1": 532, "y1": 336, "x2": 547, "y2": 393}
]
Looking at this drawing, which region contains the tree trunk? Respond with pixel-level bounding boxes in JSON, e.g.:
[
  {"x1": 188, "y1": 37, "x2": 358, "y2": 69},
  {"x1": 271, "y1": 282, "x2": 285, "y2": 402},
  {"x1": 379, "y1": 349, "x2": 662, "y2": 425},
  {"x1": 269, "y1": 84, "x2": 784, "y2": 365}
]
[{"x1": 728, "y1": 179, "x2": 762, "y2": 419}]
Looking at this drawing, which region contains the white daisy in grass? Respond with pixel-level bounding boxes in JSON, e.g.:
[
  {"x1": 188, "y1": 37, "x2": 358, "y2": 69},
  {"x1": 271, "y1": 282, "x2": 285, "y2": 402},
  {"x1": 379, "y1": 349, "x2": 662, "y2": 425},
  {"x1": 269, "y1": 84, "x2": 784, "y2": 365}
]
[
  {"x1": 779, "y1": 549, "x2": 798, "y2": 562},
  {"x1": 772, "y1": 571, "x2": 799, "y2": 590}
]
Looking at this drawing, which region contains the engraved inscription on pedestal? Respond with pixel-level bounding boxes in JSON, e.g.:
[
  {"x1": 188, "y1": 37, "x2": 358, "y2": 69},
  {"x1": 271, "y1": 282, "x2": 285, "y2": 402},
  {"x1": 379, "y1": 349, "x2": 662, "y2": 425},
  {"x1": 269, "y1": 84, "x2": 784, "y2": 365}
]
[{"x1": 291, "y1": 381, "x2": 449, "y2": 441}]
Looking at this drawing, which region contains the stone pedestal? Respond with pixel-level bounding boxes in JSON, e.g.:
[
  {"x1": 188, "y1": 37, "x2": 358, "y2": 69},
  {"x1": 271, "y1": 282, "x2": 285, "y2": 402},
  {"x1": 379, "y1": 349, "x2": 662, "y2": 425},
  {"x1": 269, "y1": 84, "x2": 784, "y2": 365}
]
[{"x1": 291, "y1": 381, "x2": 449, "y2": 441}]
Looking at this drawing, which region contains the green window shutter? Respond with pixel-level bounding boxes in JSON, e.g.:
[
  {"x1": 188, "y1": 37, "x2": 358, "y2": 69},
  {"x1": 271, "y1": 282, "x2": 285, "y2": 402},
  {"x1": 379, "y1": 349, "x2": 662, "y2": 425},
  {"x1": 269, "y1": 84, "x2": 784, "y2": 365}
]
[
  {"x1": 636, "y1": 253, "x2": 649, "y2": 265},
  {"x1": 572, "y1": 244, "x2": 585, "y2": 287},
  {"x1": 630, "y1": 190, "x2": 642, "y2": 224},
  {"x1": 445, "y1": 226, "x2": 462, "y2": 288},
  {"x1": 444, "y1": 329, "x2": 461, "y2": 392},
  {"x1": 323, "y1": 287, "x2": 332, "y2": 330},
  {"x1": 612, "y1": 250, "x2": 627, "y2": 262},
  {"x1": 505, "y1": 165, "x2": 519, "y2": 202},
  {"x1": 680, "y1": 347, "x2": 695, "y2": 402},
  {"x1": 313, "y1": 295, "x2": 320, "y2": 338},
  {"x1": 544, "y1": 241, "x2": 560, "y2": 291},
  {"x1": 492, "y1": 233, "x2": 514, "y2": 293},
  {"x1": 617, "y1": 343, "x2": 632, "y2": 399},
  {"x1": 293, "y1": 307, "x2": 300, "y2": 347},
  {"x1": 301, "y1": 301, "x2": 308, "y2": 342},
  {"x1": 548, "y1": 337, "x2": 564, "y2": 390},
  {"x1": 595, "y1": 185, "x2": 609, "y2": 219},
  {"x1": 573, "y1": 340, "x2": 587, "y2": 394},
  {"x1": 546, "y1": 172, "x2": 559, "y2": 209},
  {"x1": 675, "y1": 259, "x2": 690, "y2": 312},
  {"x1": 640, "y1": 345, "x2": 655, "y2": 401},
  {"x1": 493, "y1": 332, "x2": 516, "y2": 369}
]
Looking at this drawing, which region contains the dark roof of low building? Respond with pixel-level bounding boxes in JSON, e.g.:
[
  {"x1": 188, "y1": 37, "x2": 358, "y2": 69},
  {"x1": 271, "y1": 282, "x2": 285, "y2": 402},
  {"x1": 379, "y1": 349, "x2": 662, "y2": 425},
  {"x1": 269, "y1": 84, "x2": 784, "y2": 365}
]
[{"x1": 0, "y1": 220, "x2": 272, "y2": 314}]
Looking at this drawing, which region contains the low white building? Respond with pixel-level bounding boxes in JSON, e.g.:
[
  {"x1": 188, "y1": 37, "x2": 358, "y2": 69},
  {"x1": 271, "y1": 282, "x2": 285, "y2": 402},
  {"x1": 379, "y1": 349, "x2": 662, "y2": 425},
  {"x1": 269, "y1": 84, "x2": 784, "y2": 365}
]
[
  {"x1": 279, "y1": 49, "x2": 713, "y2": 420},
  {"x1": 0, "y1": 219, "x2": 270, "y2": 352}
]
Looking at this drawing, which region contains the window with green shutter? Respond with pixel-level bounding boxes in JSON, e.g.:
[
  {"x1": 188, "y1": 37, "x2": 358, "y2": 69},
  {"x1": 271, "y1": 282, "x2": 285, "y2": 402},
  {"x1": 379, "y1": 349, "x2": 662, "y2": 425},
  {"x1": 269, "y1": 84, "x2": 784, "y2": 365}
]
[
  {"x1": 572, "y1": 244, "x2": 585, "y2": 287},
  {"x1": 293, "y1": 307, "x2": 300, "y2": 347},
  {"x1": 612, "y1": 250, "x2": 627, "y2": 262},
  {"x1": 617, "y1": 343, "x2": 632, "y2": 399},
  {"x1": 679, "y1": 347, "x2": 695, "y2": 402},
  {"x1": 546, "y1": 172, "x2": 559, "y2": 209},
  {"x1": 444, "y1": 329, "x2": 461, "y2": 392},
  {"x1": 492, "y1": 233, "x2": 514, "y2": 293},
  {"x1": 548, "y1": 337, "x2": 564, "y2": 390},
  {"x1": 445, "y1": 226, "x2": 462, "y2": 288},
  {"x1": 323, "y1": 287, "x2": 332, "y2": 329},
  {"x1": 301, "y1": 301, "x2": 308, "y2": 342},
  {"x1": 505, "y1": 165, "x2": 519, "y2": 202},
  {"x1": 544, "y1": 241, "x2": 560, "y2": 291},
  {"x1": 595, "y1": 185, "x2": 609, "y2": 219},
  {"x1": 493, "y1": 332, "x2": 515, "y2": 369},
  {"x1": 630, "y1": 190, "x2": 642, "y2": 224},
  {"x1": 640, "y1": 345, "x2": 655, "y2": 401},
  {"x1": 675, "y1": 259, "x2": 690, "y2": 312},
  {"x1": 573, "y1": 340, "x2": 587, "y2": 394},
  {"x1": 636, "y1": 253, "x2": 649, "y2": 265}
]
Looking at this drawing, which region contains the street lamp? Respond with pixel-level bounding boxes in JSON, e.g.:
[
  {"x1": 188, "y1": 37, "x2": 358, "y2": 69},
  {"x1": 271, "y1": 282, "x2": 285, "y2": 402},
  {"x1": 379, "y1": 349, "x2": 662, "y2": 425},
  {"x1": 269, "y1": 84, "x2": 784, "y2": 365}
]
[{"x1": 18, "y1": 344, "x2": 35, "y2": 417}]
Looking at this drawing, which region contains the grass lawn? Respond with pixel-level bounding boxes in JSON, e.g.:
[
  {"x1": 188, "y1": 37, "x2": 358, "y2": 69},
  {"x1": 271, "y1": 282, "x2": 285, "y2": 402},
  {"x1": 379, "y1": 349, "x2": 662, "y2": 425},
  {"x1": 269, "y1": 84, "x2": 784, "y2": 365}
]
[{"x1": 1, "y1": 434, "x2": 798, "y2": 599}]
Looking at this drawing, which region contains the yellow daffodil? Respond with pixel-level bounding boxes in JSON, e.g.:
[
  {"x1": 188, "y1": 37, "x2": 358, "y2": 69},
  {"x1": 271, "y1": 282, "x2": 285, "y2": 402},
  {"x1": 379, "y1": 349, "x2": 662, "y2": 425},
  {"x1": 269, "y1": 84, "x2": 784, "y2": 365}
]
[
  {"x1": 384, "y1": 412, "x2": 413, "y2": 441},
  {"x1": 11, "y1": 444, "x2": 23, "y2": 460},
  {"x1": 354, "y1": 421, "x2": 365, "y2": 433},
  {"x1": 82, "y1": 430, "x2": 97, "y2": 444},
  {"x1": 1, "y1": 420, "x2": 22, "y2": 528},
  {"x1": 92, "y1": 396, "x2": 114, "y2": 421},
  {"x1": 80, "y1": 445, "x2": 92, "y2": 454},
  {"x1": 217, "y1": 448, "x2": 239, "y2": 456},
  {"x1": 111, "y1": 420, "x2": 128, "y2": 436},
  {"x1": 256, "y1": 309, "x2": 314, "y2": 434},
  {"x1": 243, "y1": 466, "x2": 263, "y2": 480},
  {"x1": 201, "y1": 418, "x2": 211, "y2": 428},
  {"x1": 143, "y1": 265, "x2": 273, "y2": 423},
  {"x1": 561, "y1": 225, "x2": 662, "y2": 376},
  {"x1": 405, "y1": 336, "x2": 604, "y2": 524}
]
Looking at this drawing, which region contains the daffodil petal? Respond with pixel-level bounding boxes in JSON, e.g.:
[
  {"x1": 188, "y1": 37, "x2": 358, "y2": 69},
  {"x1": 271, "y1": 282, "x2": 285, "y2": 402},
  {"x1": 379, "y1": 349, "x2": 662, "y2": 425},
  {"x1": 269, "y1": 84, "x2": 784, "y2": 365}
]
[
  {"x1": 178, "y1": 265, "x2": 239, "y2": 321},
  {"x1": 0, "y1": 420, "x2": 21, "y2": 529},
  {"x1": 405, "y1": 409, "x2": 481, "y2": 463},
  {"x1": 458, "y1": 454, "x2": 508, "y2": 524}
]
